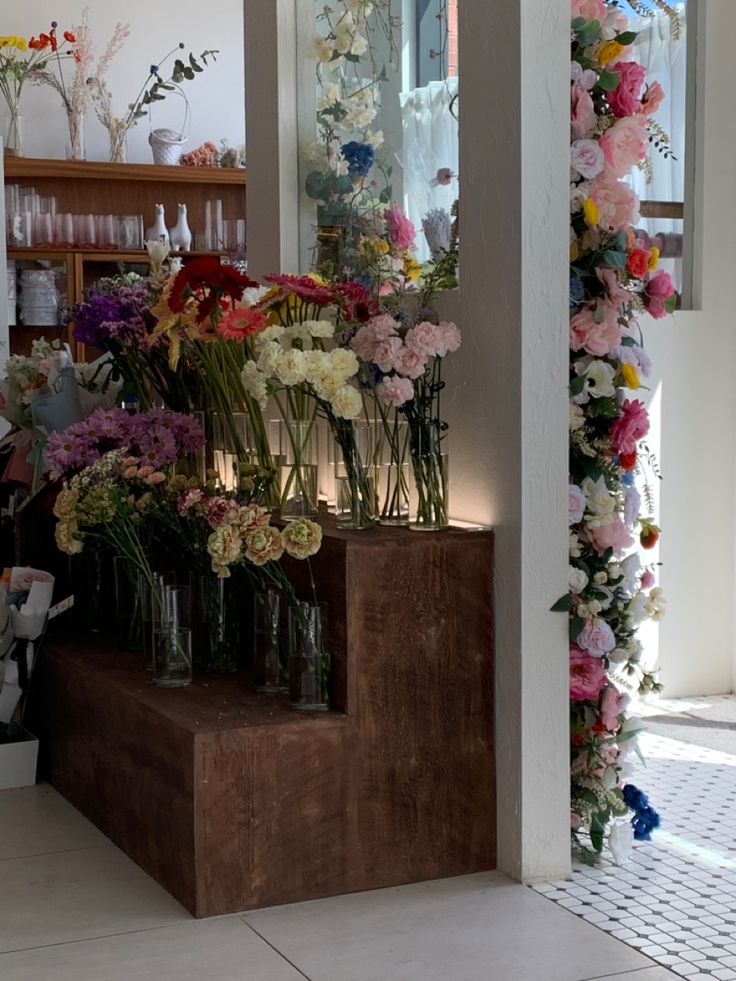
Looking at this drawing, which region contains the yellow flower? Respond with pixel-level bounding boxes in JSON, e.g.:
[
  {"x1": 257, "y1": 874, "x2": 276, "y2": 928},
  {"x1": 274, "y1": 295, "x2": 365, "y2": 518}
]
[
  {"x1": 0, "y1": 36, "x2": 28, "y2": 51},
  {"x1": 403, "y1": 256, "x2": 421, "y2": 281},
  {"x1": 648, "y1": 246, "x2": 660, "y2": 271},
  {"x1": 597, "y1": 41, "x2": 625, "y2": 65},
  {"x1": 621, "y1": 364, "x2": 640, "y2": 390},
  {"x1": 376, "y1": 239, "x2": 390, "y2": 255},
  {"x1": 583, "y1": 198, "x2": 599, "y2": 227},
  {"x1": 570, "y1": 240, "x2": 581, "y2": 261}
]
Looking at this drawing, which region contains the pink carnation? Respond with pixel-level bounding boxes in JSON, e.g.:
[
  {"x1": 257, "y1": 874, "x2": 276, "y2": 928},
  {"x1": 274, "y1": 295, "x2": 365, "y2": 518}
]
[
  {"x1": 570, "y1": 304, "x2": 623, "y2": 357},
  {"x1": 377, "y1": 374, "x2": 414, "y2": 408},
  {"x1": 406, "y1": 321, "x2": 441, "y2": 358},
  {"x1": 571, "y1": 0, "x2": 607, "y2": 21},
  {"x1": 384, "y1": 205, "x2": 416, "y2": 251},
  {"x1": 350, "y1": 323, "x2": 378, "y2": 362},
  {"x1": 570, "y1": 645, "x2": 607, "y2": 702},
  {"x1": 599, "y1": 116, "x2": 648, "y2": 178},
  {"x1": 598, "y1": 686, "x2": 628, "y2": 733},
  {"x1": 588, "y1": 518, "x2": 635, "y2": 556},
  {"x1": 436, "y1": 320, "x2": 461, "y2": 356},
  {"x1": 589, "y1": 173, "x2": 639, "y2": 232},
  {"x1": 640, "y1": 570, "x2": 656, "y2": 590},
  {"x1": 144, "y1": 471, "x2": 167, "y2": 486},
  {"x1": 571, "y1": 83, "x2": 596, "y2": 139},
  {"x1": 393, "y1": 345, "x2": 427, "y2": 380},
  {"x1": 374, "y1": 336, "x2": 403, "y2": 373},
  {"x1": 610, "y1": 398, "x2": 650, "y2": 456},
  {"x1": 577, "y1": 617, "x2": 616, "y2": 658},
  {"x1": 644, "y1": 269, "x2": 675, "y2": 320},
  {"x1": 642, "y1": 81, "x2": 666, "y2": 117},
  {"x1": 607, "y1": 61, "x2": 646, "y2": 118},
  {"x1": 370, "y1": 314, "x2": 401, "y2": 341}
]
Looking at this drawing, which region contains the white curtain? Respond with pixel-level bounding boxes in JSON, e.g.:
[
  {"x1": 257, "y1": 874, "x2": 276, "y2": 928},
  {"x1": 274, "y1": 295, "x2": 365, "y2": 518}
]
[
  {"x1": 400, "y1": 77, "x2": 459, "y2": 261},
  {"x1": 629, "y1": 3, "x2": 687, "y2": 205}
]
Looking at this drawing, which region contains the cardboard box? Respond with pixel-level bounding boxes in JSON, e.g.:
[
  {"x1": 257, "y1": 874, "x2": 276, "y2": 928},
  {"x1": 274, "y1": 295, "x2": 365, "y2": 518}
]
[{"x1": 0, "y1": 725, "x2": 38, "y2": 789}]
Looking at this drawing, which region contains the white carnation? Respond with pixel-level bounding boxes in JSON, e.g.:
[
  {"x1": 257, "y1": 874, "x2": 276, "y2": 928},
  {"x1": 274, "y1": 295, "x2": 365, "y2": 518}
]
[
  {"x1": 327, "y1": 347, "x2": 359, "y2": 380},
  {"x1": 330, "y1": 384, "x2": 362, "y2": 419},
  {"x1": 305, "y1": 319, "x2": 335, "y2": 339},
  {"x1": 275, "y1": 349, "x2": 307, "y2": 387},
  {"x1": 241, "y1": 361, "x2": 268, "y2": 410}
]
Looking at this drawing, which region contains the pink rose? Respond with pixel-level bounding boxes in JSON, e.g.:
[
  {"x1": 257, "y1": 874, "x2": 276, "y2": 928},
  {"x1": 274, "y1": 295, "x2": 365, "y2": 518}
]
[
  {"x1": 570, "y1": 304, "x2": 622, "y2": 357},
  {"x1": 596, "y1": 267, "x2": 629, "y2": 310},
  {"x1": 598, "y1": 685, "x2": 628, "y2": 733},
  {"x1": 610, "y1": 398, "x2": 649, "y2": 456},
  {"x1": 350, "y1": 323, "x2": 378, "y2": 362},
  {"x1": 577, "y1": 617, "x2": 616, "y2": 658},
  {"x1": 571, "y1": 139, "x2": 605, "y2": 179},
  {"x1": 589, "y1": 173, "x2": 639, "y2": 231},
  {"x1": 569, "y1": 484, "x2": 586, "y2": 525},
  {"x1": 393, "y1": 345, "x2": 427, "y2": 379},
  {"x1": 607, "y1": 61, "x2": 646, "y2": 118},
  {"x1": 406, "y1": 321, "x2": 441, "y2": 358},
  {"x1": 642, "y1": 81, "x2": 666, "y2": 117},
  {"x1": 374, "y1": 336, "x2": 403, "y2": 373},
  {"x1": 640, "y1": 570, "x2": 656, "y2": 590},
  {"x1": 436, "y1": 320, "x2": 461, "y2": 356},
  {"x1": 384, "y1": 205, "x2": 416, "y2": 251},
  {"x1": 599, "y1": 116, "x2": 648, "y2": 178},
  {"x1": 370, "y1": 314, "x2": 401, "y2": 341},
  {"x1": 570, "y1": 645, "x2": 607, "y2": 701},
  {"x1": 588, "y1": 518, "x2": 635, "y2": 556},
  {"x1": 571, "y1": 0, "x2": 607, "y2": 21},
  {"x1": 644, "y1": 269, "x2": 675, "y2": 320},
  {"x1": 571, "y1": 83, "x2": 596, "y2": 139},
  {"x1": 377, "y1": 374, "x2": 414, "y2": 408}
]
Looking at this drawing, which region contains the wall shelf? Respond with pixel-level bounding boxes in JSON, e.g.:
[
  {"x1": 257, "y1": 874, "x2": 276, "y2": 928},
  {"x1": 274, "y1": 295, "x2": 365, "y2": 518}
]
[{"x1": 4, "y1": 157, "x2": 246, "y2": 186}]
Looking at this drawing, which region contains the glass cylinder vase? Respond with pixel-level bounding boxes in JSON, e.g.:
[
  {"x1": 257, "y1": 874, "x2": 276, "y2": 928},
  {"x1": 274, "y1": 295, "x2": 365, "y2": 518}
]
[
  {"x1": 3, "y1": 104, "x2": 22, "y2": 157},
  {"x1": 409, "y1": 422, "x2": 449, "y2": 531},
  {"x1": 288, "y1": 601, "x2": 330, "y2": 712},
  {"x1": 253, "y1": 589, "x2": 288, "y2": 693},
  {"x1": 274, "y1": 417, "x2": 319, "y2": 520},
  {"x1": 108, "y1": 125, "x2": 127, "y2": 164},
  {"x1": 376, "y1": 419, "x2": 410, "y2": 526},
  {"x1": 330, "y1": 419, "x2": 375, "y2": 530},
  {"x1": 192, "y1": 573, "x2": 240, "y2": 673},
  {"x1": 65, "y1": 110, "x2": 85, "y2": 161},
  {"x1": 153, "y1": 585, "x2": 192, "y2": 688},
  {"x1": 113, "y1": 556, "x2": 143, "y2": 650},
  {"x1": 140, "y1": 570, "x2": 177, "y2": 673},
  {"x1": 210, "y1": 411, "x2": 253, "y2": 493}
]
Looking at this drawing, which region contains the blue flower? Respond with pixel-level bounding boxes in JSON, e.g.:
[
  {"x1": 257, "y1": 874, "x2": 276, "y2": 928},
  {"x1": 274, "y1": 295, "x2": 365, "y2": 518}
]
[
  {"x1": 621, "y1": 471, "x2": 635, "y2": 487},
  {"x1": 623, "y1": 784, "x2": 660, "y2": 841},
  {"x1": 570, "y1": 273, "x2": 585, "y2": 309},
  {"x1": 341, "y1": 141, "x2": 375, "y2": 179}
]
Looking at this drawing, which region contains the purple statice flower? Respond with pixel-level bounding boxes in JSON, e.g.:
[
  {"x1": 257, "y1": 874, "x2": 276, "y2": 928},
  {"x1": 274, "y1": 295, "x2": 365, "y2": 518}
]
[{"x1": 68, "y1": 282, "x2": 153, "y2": 349}]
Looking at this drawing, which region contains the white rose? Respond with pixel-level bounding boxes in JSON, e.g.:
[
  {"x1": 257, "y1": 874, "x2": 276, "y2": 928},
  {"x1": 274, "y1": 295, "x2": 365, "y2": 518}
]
[
  {"x1": 568, "y1": 567, "x2": 589, "y2": 593},
  {"x1": 620, "y1": 553, "x2": 642, "y2": 594},
  {"x1": 594, "y1": 571, "x2": 607, "y2": 584}
]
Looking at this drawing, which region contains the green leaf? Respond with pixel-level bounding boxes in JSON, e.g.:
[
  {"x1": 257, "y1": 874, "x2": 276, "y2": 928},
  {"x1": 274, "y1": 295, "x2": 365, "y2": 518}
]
[
  {"x1": 183, "y1": 66, "x2": 195, "y2": 81},
  {"x1": 570, "y1": 375, "x2": 586, "y2": 397},
  {"x1": 378, "y1": 187, "x2": 392, "y2": 204},
  {"x1": 551, "y1": 595, "x2": 571, "y2": 613},
  {"x1": 189, "y1": 52, "x2": 203, "y2": 72},
  {"x1": 571, "y1": 616, "x2": 586, "y2": 642},
  {"x1": 598, "y1": 69, "x2": 621, "y2": 92},
  {"x1": 665, "y1": 293, "x2": 678, "y2": 315},
  {"x1": 615, "y1": 31, "x2": 638, "y2": 45}
]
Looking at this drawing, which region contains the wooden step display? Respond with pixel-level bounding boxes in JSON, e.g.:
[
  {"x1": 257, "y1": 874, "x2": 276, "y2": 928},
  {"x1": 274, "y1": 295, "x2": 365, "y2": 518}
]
[{"x1": 30, "y1": 521, "x2": 495, "y2": 916}]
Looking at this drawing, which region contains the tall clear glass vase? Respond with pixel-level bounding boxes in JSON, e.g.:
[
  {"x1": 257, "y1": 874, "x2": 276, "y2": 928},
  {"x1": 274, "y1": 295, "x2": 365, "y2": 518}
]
[
  {"x1": 409, "y1": 421, "x2": 449, "y2": 531},
  {"x1": 273, "y1": 416, "x2": 319, "y2": 520},
  {"x1": 330, "y1": 418, "x2": 375, "y2": 530}
]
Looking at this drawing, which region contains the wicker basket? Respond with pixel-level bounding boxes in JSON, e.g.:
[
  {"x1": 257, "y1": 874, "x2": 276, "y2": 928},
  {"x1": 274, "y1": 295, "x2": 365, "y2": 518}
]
[{"x1": 149, "y1": 128, "x2": 187, "y2": 166}]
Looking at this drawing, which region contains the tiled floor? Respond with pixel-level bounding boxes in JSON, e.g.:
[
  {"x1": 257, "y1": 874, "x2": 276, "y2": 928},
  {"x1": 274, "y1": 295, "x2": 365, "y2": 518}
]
[
  {"x1": 534, "y1": 708, "x2": 736, "y2": 981},
  {"x1": 0, "y1": 785, "x2": 672, "y2": 981}
]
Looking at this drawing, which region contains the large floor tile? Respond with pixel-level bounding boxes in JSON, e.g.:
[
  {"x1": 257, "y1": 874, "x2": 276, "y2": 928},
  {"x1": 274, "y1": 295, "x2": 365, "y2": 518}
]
[
  {"x1": 0, "y1": 918, "x2": 305, "y2": 981},
  {"x1": 0, "y1": 784, "x2": 106, "y2": 861},
  {"x1": 244, "y1": 872, "x2": 654, "y2": 981},
  {"x1": 0, "y1": 844, "x2": 189, "y2": 953}
]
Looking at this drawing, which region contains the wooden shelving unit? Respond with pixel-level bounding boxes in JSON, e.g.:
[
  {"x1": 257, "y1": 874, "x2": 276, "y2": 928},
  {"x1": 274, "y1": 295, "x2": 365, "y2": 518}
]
[{"x1": 5, "y1": 157, "x2": 247, "y2": 358}]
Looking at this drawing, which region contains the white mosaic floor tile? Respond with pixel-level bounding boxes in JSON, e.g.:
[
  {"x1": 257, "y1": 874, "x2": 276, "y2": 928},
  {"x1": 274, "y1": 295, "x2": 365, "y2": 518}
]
[{"x1": 533, "y1": 719, "x2": 736, "y2": 979}]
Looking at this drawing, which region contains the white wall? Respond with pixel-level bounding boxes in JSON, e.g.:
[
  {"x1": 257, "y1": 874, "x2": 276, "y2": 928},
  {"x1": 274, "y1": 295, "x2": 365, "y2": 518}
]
[
  {"x1": 6, "y1": 1, "x2": 244, "y2": 164},
  {"x1": 645, "y1": 0, "x2": 736, "y2": 698}
]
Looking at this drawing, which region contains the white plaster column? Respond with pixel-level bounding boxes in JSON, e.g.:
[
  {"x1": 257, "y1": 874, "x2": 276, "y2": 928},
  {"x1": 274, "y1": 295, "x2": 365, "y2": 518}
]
[
  {"x1": 452, "y1": 0, "x2": 571, "y2": 881},
  {"x1": 243, "y1": 0, "x2": 300, "y2": 278}
]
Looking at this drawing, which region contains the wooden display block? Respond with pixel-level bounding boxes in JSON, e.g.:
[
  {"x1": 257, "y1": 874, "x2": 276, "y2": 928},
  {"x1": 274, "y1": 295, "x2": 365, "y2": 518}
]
[{"x1": 31, "y1": 522, "x2": 495, "y2": 916}]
